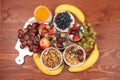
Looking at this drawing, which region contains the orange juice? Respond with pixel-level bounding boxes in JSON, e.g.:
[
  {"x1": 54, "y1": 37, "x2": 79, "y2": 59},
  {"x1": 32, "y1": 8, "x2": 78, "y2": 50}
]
[{"x1": 34, "y1": 6, "x2": 52, "y2": 22}]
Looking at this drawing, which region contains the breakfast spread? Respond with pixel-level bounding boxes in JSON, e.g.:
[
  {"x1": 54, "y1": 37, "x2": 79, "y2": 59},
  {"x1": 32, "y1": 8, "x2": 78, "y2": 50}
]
[{"x1": 15, "y1": 4, "x2": 99, "y2": 76}]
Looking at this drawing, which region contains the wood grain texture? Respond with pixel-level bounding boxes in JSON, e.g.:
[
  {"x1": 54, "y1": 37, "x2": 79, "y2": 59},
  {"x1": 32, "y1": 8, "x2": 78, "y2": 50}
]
[{"x1": 0, "y1": 0, "x2": 120, "y2": 80}]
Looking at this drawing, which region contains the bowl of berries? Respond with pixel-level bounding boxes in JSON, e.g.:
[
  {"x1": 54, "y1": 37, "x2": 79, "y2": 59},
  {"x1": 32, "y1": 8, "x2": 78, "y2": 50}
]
[
  {"x1": 39, "y1": 23, "x2": 56, "y2": 39},
  {"x1": 53, "y1": 11, "x2": 75, "y2": 32},
  {"x1": 52, "y1": 32, "x2": 69, "y2": 50},
  {"x1": 68, "y1": 23, "x2": 84, "y2": 41},
  {"x1": 63, "y1": 44, "x2": 86, "y2": 67}
]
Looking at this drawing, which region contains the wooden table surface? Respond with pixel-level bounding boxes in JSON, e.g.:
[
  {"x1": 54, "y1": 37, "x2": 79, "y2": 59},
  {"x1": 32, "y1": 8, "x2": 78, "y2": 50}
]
[{"x1": 0, "y1": 0, "x2": 120, "y2": 80}]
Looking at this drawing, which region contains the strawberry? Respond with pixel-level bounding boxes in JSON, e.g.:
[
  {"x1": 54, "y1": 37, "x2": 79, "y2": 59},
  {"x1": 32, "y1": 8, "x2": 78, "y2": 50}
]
[
  {"x1": 40, "y1": 24, "x2": 47, "y2": 29},
  {"x1": 41, "y1": 32, "x2": 45, "y2": 37},
  {"x1": 72, "y1": 24, "x2": 79, "y2": 30},
  {"x1": 68, "y1": 28, "x2": 72, "y2": 34},
  {"x1": 73, "y1": 34, "x2": 80, "y2": 41},
  {"x1": 48, "y1": 28, "x2": 54, "y2": 35}
]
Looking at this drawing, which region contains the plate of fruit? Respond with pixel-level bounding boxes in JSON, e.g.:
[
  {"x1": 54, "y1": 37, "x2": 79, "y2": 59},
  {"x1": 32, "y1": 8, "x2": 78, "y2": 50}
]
[{"x1": 15, "y1": 4, "x2": 99, "y2": 76}]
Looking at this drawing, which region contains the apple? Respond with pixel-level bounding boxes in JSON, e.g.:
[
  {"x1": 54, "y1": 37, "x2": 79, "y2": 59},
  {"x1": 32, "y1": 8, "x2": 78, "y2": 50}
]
[{"x1": 39, "y1": 38, "x2": 50, "y2": 50}]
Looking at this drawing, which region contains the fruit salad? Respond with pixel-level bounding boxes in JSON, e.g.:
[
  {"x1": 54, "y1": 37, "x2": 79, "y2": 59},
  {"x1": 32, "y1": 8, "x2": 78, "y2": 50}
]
[
  {"x1": 40, "y1": 47, "x2": 63, "y2": 70},
  {"x1": 52, "y1": 32, "x2": 69, "y2": 50},
  {"x1": 53, "y1": 11, "x2": 74, "y2": 32},
  {"x1": 63, "y1": 44, "x2": 86, "y2": 67},
  {"x1": 39, "y1": 23, "x2": 56, "y2": 39},
  {"x1": 68, "y1": 23, "x2": 84, "y2": 41}
]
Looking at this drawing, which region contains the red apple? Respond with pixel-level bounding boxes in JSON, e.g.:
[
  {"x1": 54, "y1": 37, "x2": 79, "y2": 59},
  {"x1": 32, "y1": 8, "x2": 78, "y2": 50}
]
[{"x1": 39, "y1": 38, "x2": 50, "y2": 50}]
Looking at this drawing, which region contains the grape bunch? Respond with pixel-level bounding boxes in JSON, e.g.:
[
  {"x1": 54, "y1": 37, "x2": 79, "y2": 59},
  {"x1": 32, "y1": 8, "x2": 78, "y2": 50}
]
[
  {"x1": 77, "y1": 22, "x2": 97, "y2": 49},
  {"x1": 18, "y1": 23, "x2": 40, "y2": 53}
]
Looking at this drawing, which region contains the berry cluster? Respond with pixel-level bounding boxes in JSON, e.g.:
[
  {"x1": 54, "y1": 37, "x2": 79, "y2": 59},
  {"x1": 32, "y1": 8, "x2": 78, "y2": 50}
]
[
  {"x1": 54, "y1": 12, "x2": 73, "y2": 30},
  {"x1": 18, "y1": 23, "x2": 40, "y2": 53}
]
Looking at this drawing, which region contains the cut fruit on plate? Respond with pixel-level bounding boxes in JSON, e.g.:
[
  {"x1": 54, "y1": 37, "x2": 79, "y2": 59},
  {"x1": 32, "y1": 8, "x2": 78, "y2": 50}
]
[
  {"x1": 33, "y1": 53, "x2": 64, "y2": 75},
  {"x1": 55, "y1": 4, "x2": 85, "y2": 23}
]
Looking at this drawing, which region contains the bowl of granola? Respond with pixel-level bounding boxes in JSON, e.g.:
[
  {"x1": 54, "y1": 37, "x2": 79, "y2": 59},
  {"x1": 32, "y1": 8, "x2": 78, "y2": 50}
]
[
  {"x1": 63, "y1": 44, "x2": 86, "y2": 67},
  {"x1": 40, "y1": 47, "x2": 63, "y2": 70}
]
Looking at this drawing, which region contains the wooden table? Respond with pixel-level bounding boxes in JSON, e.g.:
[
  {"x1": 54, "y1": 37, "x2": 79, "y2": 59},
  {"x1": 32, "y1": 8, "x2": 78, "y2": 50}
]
[{"x1": 0, "y1": 0, "x2": 120, "y2": 80}]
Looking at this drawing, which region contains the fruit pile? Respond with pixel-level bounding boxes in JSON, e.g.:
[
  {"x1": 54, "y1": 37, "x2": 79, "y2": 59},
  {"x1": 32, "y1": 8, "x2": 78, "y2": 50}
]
[
  {"x1": 52, "y1": 33, "x2": 69, "y2": 50},
  {"x1": 16, "y1": 4, "x2": 99, "y2": 76},
  {"x1": 18, "y1": 23, "x2": 40, "y2": 53}
]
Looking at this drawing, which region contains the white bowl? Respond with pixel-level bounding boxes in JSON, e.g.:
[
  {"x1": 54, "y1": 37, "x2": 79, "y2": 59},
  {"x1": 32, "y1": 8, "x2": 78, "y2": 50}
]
[
  {"x1": 40, "y1": 47, "x2": 63, "y2": 70},
  {"x1": 53, "y1": 11, "x2": 75, "y2": 32},
  {"x1": 63, "y1": 44, "x2": 86, "y2": 67},
  {"x1": 68, "y1": 23, "x2": 84, "y2": 41}
]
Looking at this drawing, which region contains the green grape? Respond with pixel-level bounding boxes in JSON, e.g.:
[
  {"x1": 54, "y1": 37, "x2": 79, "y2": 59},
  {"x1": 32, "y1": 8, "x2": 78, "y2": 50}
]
[
  {"x1": 83, "y1": 25, "x2": 88, "y2": 29},
  {"x1": 82, "y1": 22, "x2": 87, "y2": 26},
  {"x1": 87, "y1": 22, "x2": 92, "y2": 27},
  {"x1": 79, "y1": 22, "x2": 97, "y2": 49},
  {"x1": 77, "y1": 41, "x2": 82, "y2": 46},
  {"x1": 93, "y1": 31, "x2": 97, "y2": 36}
]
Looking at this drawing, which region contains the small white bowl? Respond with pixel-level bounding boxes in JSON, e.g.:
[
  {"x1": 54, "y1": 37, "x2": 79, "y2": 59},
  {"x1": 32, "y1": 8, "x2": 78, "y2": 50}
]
[
  {"x1": 53, "y1": 11, "x2": 75, "y2": 32},
  {"x1": 63, "y1": 44, "x2": 86, "y2": 67},
  {"x1": 68, "y1": 23, "x2": 84, "y2": 42},
  {"x1": 40, "y1": 47, "x2": 63, "y2": 70}
]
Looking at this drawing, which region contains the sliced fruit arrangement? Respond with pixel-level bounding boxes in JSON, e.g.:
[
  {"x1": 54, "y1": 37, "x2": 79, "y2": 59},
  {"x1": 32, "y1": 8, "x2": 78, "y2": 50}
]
[
  {"x1": 77, "y1": 22, "x2": 97, "y2": 49},
  {"x1": 33, "y1": 53, "x2": 64, "y2": 75},
  {"x1": 53, "y1": 11, "x2": 74, "y2": 32},
  {"x1": 68, "y1": 23, "x2": 84, "y2": 41},
  {"x1": 17, "y1": 23, "x2": 40, "y2": 53},
  {"x1": 55, "y1": 4, "x2": 85, "y2": 23},
  {"x1": 52, "y1": 32, "x2": 69, "y2": 50},
  {"x1": 39, "y1": 23, "x2": 55, "y2": 39},
  {"x1": 68, "y1": 44, "x2": 99, "y2": 72}
]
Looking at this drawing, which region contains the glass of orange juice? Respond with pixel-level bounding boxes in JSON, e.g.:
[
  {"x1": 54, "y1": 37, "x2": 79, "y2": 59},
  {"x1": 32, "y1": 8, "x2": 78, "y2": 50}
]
[{"x1": 34, "y1": 6, "x2": 52, "y2": 23}]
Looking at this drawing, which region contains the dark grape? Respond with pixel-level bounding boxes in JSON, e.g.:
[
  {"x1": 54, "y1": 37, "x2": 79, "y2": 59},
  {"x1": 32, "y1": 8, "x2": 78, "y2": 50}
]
[
  {"x1": 18, "y1": 29, "x2": 23, "y2": 35},
  {"x1": 27, "y1": 40, "x2": 33, "y2": 46},
  {"x1": 18, "y1": 34, "x2": 23, "y2": 38},
  {"x1": 21, "y1": 41, "x2": 27, "y2": 46},
  {"x1": 20, "y1": 44, "x2": 25, "y2": 49}
]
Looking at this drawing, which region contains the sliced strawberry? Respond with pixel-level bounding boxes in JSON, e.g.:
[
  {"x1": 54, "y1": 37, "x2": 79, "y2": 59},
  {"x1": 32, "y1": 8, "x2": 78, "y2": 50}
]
[
  {"x1": 68, "y1": 28, "x2": 72, "y2": 34},
  {"x1": 72, "y1": 24, "x2": 79, "y2": 31},
  {"x1": 41, "y1": 32, "x2": 45, "y2": 37},
  {"x1": 73, "y1": 34, "x2": 80, "y2": 41},
  {"x1": 40, "y1": 24, "x2": 47, "y2": 29},
  {"x1": 48, "y1": 28, "x2": 54, "y2": 35}
]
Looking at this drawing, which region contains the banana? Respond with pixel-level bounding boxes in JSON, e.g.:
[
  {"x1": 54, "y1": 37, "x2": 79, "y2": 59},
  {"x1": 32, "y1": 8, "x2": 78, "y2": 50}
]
[
  {"x1": 33, "y1": 53, "x2": 64, "y2": 75},
  {"x1": 68, "y1": 44, "x2": 99, "y2": 72},
  {"x1": 55, "y1": 4, "x2": 85, "y2": 23}
]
